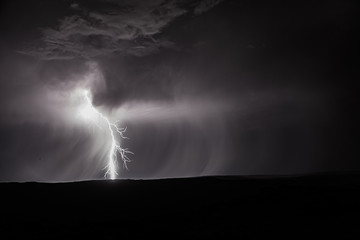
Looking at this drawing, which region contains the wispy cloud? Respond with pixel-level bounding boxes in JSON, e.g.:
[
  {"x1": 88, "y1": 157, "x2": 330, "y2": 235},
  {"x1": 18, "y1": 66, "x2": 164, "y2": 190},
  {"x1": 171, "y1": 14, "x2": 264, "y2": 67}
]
[
  {"x1": 21, "y1": 0, "x2": 186, "y2": 59},
  {"x1": 193, "y1": 0, "x2": 224, "y2": 15}
]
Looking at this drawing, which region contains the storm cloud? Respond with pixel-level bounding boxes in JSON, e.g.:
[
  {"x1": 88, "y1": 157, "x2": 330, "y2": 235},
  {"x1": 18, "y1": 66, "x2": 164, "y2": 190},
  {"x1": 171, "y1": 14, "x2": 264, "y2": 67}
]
[{"x1": 0, "y1": 0, "x2": 357, "y2": 182}]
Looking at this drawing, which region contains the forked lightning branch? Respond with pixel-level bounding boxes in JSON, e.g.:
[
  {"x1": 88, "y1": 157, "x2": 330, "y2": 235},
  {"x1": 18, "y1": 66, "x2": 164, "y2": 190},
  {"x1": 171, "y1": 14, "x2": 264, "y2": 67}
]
[{"x1": 79, "y1": 89, "x2": 133, "y2": 179}]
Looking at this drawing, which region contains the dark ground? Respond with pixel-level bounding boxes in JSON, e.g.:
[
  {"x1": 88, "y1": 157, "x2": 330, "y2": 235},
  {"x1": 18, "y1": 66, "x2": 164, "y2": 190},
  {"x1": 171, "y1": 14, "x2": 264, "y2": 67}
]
[{"x1": 1, "y1": 173, "x2": 360, "y2": 239}]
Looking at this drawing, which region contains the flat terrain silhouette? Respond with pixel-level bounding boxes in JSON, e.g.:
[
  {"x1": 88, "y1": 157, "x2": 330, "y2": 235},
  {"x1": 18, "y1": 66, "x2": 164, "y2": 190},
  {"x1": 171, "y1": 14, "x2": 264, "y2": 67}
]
[{"x1": 1, "y1": 173, "x2": 360, "y2": 239}]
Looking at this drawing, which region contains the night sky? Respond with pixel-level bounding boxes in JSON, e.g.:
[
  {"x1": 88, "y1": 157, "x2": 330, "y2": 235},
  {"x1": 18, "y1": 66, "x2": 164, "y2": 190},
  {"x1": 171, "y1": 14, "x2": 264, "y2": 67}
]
[{"x1": 0, "y1": 0, "x2": 358, "y2": 182}]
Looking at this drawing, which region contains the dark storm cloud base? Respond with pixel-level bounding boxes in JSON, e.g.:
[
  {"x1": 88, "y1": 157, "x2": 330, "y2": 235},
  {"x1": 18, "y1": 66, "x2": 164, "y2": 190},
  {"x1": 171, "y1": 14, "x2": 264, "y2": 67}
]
[{"x1": 1, "y1": 173, "x2": 360, "y2": 239}]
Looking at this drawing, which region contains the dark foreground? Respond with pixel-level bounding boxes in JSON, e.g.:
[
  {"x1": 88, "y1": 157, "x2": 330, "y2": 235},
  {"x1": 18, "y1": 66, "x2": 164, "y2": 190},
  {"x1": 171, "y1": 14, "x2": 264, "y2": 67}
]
[{"x1": 1, "y1": 173, "x2": 360, "y2": 239}]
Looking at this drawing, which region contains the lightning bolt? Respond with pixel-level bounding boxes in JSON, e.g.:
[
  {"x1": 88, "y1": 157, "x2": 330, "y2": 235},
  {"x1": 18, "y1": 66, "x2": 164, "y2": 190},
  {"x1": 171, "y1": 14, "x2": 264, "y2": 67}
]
[{"x1": 81, "y1": 89, "x2": 133, "y2": 179}]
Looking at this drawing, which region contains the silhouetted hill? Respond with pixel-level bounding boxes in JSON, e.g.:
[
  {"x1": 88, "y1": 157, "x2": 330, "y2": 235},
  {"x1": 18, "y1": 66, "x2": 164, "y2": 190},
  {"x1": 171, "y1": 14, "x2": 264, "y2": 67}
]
[{"x1": 1, "y1": 173, "x2": 360, "y2": 239}]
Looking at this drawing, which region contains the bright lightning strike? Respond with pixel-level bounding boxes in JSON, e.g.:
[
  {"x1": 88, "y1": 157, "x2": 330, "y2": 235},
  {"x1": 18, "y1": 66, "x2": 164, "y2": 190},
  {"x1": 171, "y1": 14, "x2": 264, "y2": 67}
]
[{"x1": 79, "y1": 89, "x2": 133, "y2": 180}]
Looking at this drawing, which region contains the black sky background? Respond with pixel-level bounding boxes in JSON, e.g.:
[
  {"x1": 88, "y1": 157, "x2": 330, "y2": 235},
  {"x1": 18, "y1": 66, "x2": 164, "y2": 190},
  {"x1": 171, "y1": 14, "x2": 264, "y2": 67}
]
[{"x1": 0, "y1": 0, "x2": 358, "y2": 182}]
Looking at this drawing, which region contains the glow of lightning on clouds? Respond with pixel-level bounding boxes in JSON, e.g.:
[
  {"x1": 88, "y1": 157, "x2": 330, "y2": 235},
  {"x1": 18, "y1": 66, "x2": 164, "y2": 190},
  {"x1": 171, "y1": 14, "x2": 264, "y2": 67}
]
[{"x1": 79, "y1": 89, "x2": 133, "y2": 179}]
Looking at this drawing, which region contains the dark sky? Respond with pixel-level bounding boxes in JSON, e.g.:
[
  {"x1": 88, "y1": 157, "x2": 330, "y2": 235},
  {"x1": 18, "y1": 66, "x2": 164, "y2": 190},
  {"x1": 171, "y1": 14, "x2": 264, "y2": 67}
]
[{"x1": 0, "y1": 0, "x2": 358, "y2": 182}]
